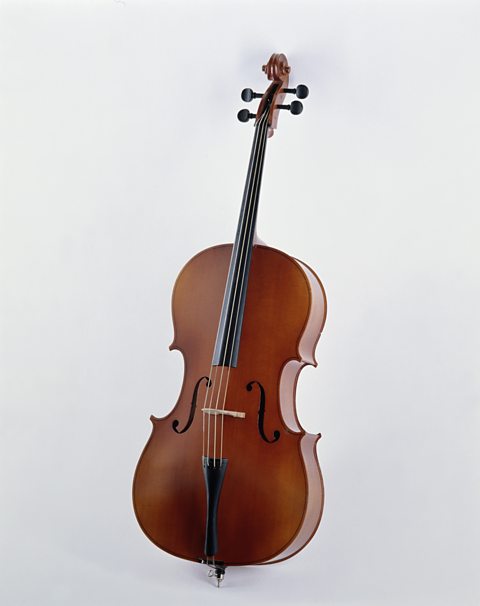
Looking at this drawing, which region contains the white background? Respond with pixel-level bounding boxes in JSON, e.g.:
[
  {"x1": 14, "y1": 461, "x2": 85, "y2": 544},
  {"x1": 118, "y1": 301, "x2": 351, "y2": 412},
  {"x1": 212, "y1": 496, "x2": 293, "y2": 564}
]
[{"x1": 1, "y1": 1, "x2": 479, "y2": 605}]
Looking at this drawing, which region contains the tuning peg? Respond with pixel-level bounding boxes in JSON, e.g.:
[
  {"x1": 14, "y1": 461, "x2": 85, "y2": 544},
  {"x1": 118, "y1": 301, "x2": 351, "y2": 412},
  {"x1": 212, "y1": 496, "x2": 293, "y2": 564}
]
[
  {"x1": 276, "y1": 100, "x2": 303, "y2": 115},
  {"x1": 237, "y1": 109, "x2": 256, "y2": 122},
  {"x1": 241, "y1": 88, "x2": 262, "y2": 102},
  {"x1": 282, "y1": 84, "x2": 309, "y2": 99}
]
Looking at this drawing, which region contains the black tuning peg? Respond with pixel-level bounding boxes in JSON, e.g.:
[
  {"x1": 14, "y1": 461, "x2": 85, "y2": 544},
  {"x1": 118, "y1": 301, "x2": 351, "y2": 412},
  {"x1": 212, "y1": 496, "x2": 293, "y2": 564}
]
[
  {"x1": 282, "y1": 84, "x2": 309, "y2": 99},
  {"x1": 276, "y1": 100, "x2": 303, "y2": 115},
  {"x1": 241, "y1": 88, "x2": 262, "y2": 102},
  {"x1": 237, "y1": 109, "x2": 256, "y2": 122}
]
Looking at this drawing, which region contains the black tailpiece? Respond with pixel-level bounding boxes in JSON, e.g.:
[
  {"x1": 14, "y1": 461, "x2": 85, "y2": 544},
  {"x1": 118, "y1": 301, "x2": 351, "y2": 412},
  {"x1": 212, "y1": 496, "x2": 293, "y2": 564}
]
[{"x1": 202, "y1": 457, "x2": 228, "y2": 557}]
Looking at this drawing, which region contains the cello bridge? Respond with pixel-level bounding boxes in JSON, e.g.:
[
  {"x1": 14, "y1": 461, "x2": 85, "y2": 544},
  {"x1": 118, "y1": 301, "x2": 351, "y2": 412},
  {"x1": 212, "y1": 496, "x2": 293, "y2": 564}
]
[{"x1": 201, "y1": 408, "x2": 246, "y2": 419}]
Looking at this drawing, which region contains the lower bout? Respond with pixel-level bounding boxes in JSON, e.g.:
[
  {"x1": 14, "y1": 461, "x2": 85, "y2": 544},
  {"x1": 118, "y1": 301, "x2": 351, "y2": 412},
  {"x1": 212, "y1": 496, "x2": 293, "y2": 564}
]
[
  {"x1": 216, "y1": 432, "x2": 323, "y2": 566},
  {"x1": 261, "y1": 432, "x2": 324, "y2": 564},
  {"x1": 133, "y1": 428, "x2": 324, "y2": 566}
]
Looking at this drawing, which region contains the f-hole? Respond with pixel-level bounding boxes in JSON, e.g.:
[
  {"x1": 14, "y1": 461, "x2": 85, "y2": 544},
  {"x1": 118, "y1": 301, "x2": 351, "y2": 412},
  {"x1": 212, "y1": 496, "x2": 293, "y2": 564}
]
[
  {"x1": 172, "y1": 376, "x2": 211, "y2": 434},
  {"x1": 246, "y1": 380, "x2": 280, "y2": 443}
]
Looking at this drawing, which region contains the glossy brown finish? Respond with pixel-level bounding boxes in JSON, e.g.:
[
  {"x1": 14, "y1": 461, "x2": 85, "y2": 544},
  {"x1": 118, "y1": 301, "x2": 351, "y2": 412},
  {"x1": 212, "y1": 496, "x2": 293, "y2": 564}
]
[
  {"x1": 257, "y1": 53, "x2": 290, "y2": 137},
  {"x1": 133, "y1": 244, "x2": 327, "y2": 566}
]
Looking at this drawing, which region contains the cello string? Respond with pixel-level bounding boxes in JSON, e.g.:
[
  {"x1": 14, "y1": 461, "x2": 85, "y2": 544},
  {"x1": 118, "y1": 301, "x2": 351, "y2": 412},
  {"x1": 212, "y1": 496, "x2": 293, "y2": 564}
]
[
  {"x1": 203, "y1": 102, "x2": 269, "y2": 572},
  {"x1": 208, "y1": 120, "x2": 262, "y2": 464},
  {"x1": 210, "y1": 111, "x2": 268, "y2": 464},
  {"x1": 218, "y1": 113, "x2": 270, "y2": 461},
  {"x1": 203, "y1": 365, "x2": 219, "y2": 460},
  {"x1": 212, "y1": 110, "x2": 269, "y2": 461},
  {"x1": 215, "y1": 113, "x2": 269, "y2": 415},
  {"x1": 202, "y1": 130, "x2": 258, "y2": 462},
  {"x1": 202, "y1": 110, "x2": 266, "y2": 465}
]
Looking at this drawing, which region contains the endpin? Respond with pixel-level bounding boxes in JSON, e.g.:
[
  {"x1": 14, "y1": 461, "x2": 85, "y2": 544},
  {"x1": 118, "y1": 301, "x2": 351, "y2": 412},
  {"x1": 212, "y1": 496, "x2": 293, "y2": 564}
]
[
  {"x1": 204, "y1": 560, "x2": 226, "y2": 588},
  {"x1": 207, "y1": 568, "x2": 225, "y2": 588}
]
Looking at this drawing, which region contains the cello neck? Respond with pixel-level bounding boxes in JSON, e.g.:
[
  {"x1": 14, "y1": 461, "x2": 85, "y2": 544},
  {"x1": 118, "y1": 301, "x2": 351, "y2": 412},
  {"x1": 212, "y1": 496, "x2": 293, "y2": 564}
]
[
  {"x1": 211, "y1": 111, "x2": 270, "y2": 368},
  {"x1": 235, "y1": 111, "x2": 270, "y2": 249}
]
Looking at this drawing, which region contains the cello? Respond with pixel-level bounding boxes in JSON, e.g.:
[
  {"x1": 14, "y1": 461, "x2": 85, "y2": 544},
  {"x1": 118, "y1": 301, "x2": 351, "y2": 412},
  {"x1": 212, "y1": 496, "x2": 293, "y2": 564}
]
[{"x1": 133, "y1": 53, "x2": 327, "y2": 587}]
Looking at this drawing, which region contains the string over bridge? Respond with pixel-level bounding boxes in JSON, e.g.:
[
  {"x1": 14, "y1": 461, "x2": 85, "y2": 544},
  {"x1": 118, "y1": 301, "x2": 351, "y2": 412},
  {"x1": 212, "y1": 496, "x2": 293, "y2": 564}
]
[{"x1": 202, "y1": 408, "x2": 246, "y2": 419}]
